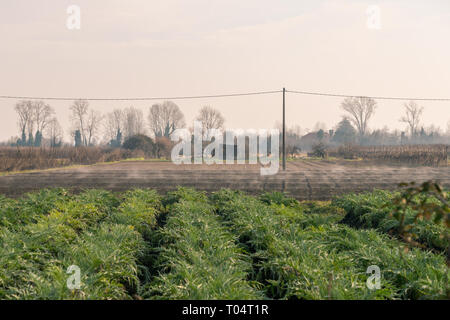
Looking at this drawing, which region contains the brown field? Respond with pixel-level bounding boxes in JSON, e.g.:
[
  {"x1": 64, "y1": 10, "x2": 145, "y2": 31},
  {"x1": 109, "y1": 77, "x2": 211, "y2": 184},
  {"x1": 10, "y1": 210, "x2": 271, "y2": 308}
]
[
  {"x1": 328, "y1": 144, "x2": 448, "y2": 166},
  {"x1": 0, "y1": 159, "x2": 449, "y2": 200}
]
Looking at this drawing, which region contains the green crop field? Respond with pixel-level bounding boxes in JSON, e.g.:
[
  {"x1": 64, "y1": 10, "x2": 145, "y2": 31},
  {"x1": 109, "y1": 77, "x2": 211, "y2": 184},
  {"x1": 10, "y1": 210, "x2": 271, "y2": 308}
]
[{"x1": 0, "y1": 187, "x2": 448, "y2": 300}]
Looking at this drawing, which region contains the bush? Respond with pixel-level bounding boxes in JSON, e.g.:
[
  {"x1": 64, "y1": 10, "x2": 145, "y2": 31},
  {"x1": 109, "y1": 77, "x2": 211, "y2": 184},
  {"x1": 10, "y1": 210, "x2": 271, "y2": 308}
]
[
  {"x1": 311, "y1": 142, "x2": 328, "y2": 158},
  {"x1": 154, "y1": 137, "x2": 173, "y2": 159},
  {"x1": 122, "y1": 135, "x2": 155, "y2": 156}
]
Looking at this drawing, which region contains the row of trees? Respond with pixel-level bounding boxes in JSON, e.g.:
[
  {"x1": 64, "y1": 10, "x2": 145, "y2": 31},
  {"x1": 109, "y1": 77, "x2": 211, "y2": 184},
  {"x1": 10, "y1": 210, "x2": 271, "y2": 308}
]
[
  {"x1": 12, "y1": 100, "x2": 226, "y2": 148},
  {"x1": 11, "y1": 97, "x2": 448, "y2": 149},
  {"x1": 282, "y1": 98, "x2": 449, "y2": 153},
  {"x1": 14, "y1": 101, "x2": 62, "y2": 147},
  {"x1": 339, "y1": 97, "x2": 431, "y2": 140},
  {"x1": 330, "y1": 97, "x2": 448, "y2": 145}
]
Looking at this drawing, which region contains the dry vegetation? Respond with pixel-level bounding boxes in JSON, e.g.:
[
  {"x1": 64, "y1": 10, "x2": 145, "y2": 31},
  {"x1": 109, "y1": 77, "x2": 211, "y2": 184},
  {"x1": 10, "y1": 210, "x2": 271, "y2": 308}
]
[
  {"x1": 0, "y1": 134, "x2": 176, "y2": 172},
  {"x1": 0, "y1": 147, "x2": 145, "y2": 172},
  {"x1": 329, "y1": 144, "x2": 448, "y2": 166}
]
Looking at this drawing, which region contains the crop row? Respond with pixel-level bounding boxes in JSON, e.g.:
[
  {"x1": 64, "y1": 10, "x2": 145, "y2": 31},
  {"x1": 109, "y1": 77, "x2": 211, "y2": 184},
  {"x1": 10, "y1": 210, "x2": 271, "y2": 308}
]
[
  {"x1": 212, "y1": 190, "x2": 448, "y2": 299},
  {"x1": 145, "y1": 188, "x2": 262, "y2": 299},
  {"x1": 0, "y1": 189, "x2": 161, "y2": 299},
  {"x1": 0, "y1": 187, "x2": 448, "y2": 300},
  {"x1": 333, "y1": 190, "x2": 449, "y2": 253}
]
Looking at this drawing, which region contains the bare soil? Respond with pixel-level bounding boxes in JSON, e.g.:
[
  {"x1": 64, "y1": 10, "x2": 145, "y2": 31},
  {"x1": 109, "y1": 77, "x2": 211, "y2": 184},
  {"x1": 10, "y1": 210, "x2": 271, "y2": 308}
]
[{"x1": 0, "y1": 160, "x2": 449, "y2": 200}]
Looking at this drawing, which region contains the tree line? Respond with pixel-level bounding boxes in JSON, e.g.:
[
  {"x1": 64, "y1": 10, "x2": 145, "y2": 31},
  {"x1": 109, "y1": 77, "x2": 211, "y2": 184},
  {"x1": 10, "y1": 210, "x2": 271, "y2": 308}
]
[
  {"x1": 284, "y1": 97, "x2": 449, "y2": 153},
  {"x1": 10, "y1": 100, "x2": 225, "y2": 148},
  {"x1": 8, "y1": 97, "x2": 449, "y2": 149}
]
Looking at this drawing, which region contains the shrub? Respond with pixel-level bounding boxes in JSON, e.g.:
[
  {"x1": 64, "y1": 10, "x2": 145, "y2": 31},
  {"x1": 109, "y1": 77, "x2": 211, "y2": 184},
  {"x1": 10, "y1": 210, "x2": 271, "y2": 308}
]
[
  {"x1": 122, "y1": 135, "x2": 155, "y2": 156},
  {"x1": 311, "y1": 142, "x2": 328, "y2": 158},
  {"x1": 154, "y1": 137, "x2": 173, "y2": 159}
]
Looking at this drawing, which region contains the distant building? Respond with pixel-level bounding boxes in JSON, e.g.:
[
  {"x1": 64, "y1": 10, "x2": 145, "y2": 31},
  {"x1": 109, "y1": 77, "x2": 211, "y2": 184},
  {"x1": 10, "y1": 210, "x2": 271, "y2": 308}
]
[{"x1": 300, "y1": 131, "x2": 331, "y2": 150}]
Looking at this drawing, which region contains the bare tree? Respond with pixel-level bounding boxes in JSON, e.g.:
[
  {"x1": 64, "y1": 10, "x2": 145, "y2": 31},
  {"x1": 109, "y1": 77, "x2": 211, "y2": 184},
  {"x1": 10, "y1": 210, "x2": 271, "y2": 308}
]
[
  {"x1": 45, "y1": 117, "x2": 63, "y2": 147},
  {"x1": 14, "y1": 100, "x2": 34, "y2": 143},
  {"x1": 123, "y1": 106, "x2": 145, "y2": 139},
  {"x1": 400, "y1": 101, "x2": 424, "y2": 137},
  {"x1": 85, "y1": 109, "x2": 103, "y2": 146},
  {"x1": 341, "y1": 97, "x2": 377, "y2": 137},
  {"x1": 196, "y1": 106, "x2": 225, "y2": 136},
  {"x1": 70, "y1": 99, "x2": 89, "y2": 146},
  {"x1": 104, "y1": 109, "x2": 124, "y2": 143},
  {"x1": 148, "y1": 101, "x2": 185, "y2": 137},
  {"x1": 33, "y1": 101, "x2": 54, "y2": 134},
  {"x1": 14, "y1": 100, "x2": 54, "y2": 146}
]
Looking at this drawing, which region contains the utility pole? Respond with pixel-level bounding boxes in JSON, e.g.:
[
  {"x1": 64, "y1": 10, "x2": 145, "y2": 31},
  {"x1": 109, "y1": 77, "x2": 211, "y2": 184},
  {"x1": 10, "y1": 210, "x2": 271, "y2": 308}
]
[{"x1": 282, "y1": 87, "x2": 286, "y2": 171}]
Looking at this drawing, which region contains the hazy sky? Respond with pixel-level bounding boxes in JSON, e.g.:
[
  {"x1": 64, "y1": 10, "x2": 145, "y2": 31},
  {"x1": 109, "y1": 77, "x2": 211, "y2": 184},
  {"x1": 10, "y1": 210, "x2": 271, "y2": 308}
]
[{"x1": 0, "y1": 0, "x2": 449, "y2": 142}]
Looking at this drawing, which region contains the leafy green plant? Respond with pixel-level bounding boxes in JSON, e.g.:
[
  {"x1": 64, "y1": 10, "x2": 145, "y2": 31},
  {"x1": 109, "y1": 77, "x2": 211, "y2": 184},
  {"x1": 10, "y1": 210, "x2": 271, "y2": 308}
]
[
  {"x1": 0, "y1": 187, "x2": 448, "y2": 300},
  {"x1": 109, "y1": 189, "x2": 161, "y2": 240},
  {"x1": 75, "y1": 189, "x2": 120, "y2": 216},
  {"x1": 0, "y1": 188, "x2": 71, "y2": 231},
  {"x1": 0, "y1": 188, "x2": 155, "y2": 300},
  {"x1": 335, "y1": 189, "x2": 449, "y2": 253},
  {"x1": 212, "y1": 189, "x2": 448, "y2": 300},
  {"x1": 259, "y1": 191, "x2": 299, "y2": 207},
  {"x1": 147, "y1": 188, "x2": 262, "y2": 299},
  {"x1": 391, "y1": 181, "x2": 449, "y2": 264}
]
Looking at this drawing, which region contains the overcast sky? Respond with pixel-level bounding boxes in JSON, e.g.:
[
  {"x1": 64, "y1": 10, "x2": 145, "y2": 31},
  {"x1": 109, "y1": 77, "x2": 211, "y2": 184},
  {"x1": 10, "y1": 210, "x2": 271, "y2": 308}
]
[{"x1": 0, "y1": 0, "x2": 449, "y2": 142}]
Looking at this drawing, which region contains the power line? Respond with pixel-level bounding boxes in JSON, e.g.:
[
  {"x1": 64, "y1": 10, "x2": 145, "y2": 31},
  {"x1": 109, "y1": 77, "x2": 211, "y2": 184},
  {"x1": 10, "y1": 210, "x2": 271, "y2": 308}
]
[
  {"x1": 1, "y1": 89, "x2": 450, "y2": 102},
  {"x1": 0, "y1": 90, "x2": 282, "y2": 102},
  {"x1": 287, "y1": 90, "x2": 450, "y2": 102}
]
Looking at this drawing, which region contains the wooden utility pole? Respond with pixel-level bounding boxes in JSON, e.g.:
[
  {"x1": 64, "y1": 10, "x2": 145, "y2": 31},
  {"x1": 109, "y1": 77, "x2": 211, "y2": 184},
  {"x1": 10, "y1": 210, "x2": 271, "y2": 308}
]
[{"x1": 282, "y1": 87, "x2": 286, "y2": 171}]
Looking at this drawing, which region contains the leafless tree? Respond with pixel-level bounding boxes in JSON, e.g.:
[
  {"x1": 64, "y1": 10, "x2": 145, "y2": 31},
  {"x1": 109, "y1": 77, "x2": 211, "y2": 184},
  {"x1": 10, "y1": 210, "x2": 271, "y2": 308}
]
[
  {"x1": 104, "y1": 109, "x2": 124, "y2": 142},
  {"x1": 85, "y1": 109, "x2": 103, "y2": 146},
  {"x1": 14, "y1": 100, "x2": 34, "y2": 141},
  {"x1": 341, "y1": 97, "x2": 377, "y2": 137},
  {"x1": 122, "y1": 106, "x2": 145, "y2": 139},
  {"x1": 196, "y1": 106, "x2": 225, "y2": 136},
  {"x1": 33, "y1": 101, "x2": 54, "y2": 134},
  {"x1": 148, "y1": 101, "x2": 185, "y2": 137},
  {"x1": 400, "y1": 101, "x2": 424, "y2": 137},
  {"x1": 14, "y1": 100, "x2": 54, "y2": 145},
  {"x1": 70, "y1": 99, "x2": 89, "y2": 145},
  {"x1": 45, "y1": 117, "x2": 63, "y2": 147},
  {"x1": 70, "y1": 100, "x2": 102, "y2": 146}
]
